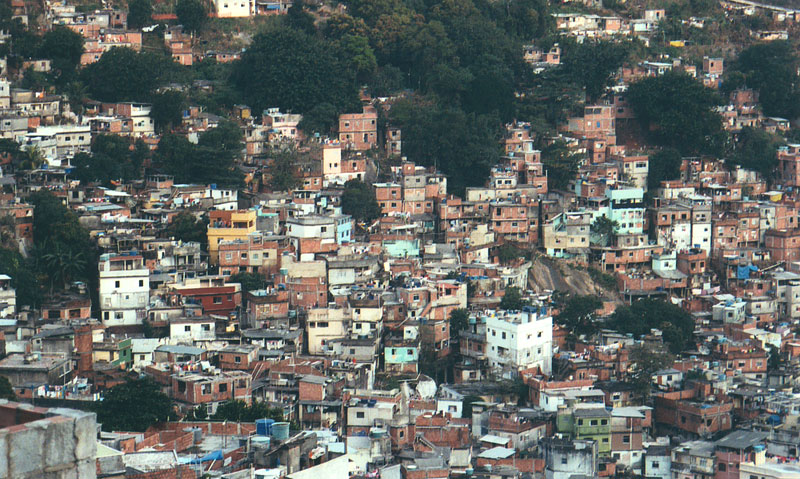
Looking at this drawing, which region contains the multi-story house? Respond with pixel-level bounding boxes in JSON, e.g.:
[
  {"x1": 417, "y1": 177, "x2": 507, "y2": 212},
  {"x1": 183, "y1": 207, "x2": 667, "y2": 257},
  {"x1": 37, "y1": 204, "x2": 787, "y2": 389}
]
[
  {"x1": 99, "y1": 253, "x2": 149, "y2": 326},
  {"x1": 485, "y1": 306, "x2": 553, "y2": 377}
]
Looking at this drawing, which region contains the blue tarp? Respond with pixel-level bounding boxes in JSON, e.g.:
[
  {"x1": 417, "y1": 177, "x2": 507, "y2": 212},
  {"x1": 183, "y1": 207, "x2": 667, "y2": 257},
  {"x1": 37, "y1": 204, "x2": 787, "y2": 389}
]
[
  {"x1": 737, "y1": 264, "x2": 759, "y2": 280},
  {"x1": 188, "y1": 450, "x2": 223, "y2": 464}
]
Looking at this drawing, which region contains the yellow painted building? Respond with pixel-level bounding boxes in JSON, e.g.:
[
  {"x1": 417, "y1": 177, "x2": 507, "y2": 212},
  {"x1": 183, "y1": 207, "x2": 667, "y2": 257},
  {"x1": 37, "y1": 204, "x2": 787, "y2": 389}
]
[{"x1": 207, "y1": 209, "x2": 257, "y2": 264}]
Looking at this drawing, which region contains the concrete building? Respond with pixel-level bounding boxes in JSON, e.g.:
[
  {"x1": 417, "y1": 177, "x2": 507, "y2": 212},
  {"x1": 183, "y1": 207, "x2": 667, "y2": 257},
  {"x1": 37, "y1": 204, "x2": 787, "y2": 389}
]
[
  {"x1": 98, "y1": 253, "x2": 149, "y2": 326},
  {"x1": 0, "y1": 401, "x2": 97, "y2": 479},
  {"x1": 485, "y1": 306, "x2": 553, "y2": 377}
]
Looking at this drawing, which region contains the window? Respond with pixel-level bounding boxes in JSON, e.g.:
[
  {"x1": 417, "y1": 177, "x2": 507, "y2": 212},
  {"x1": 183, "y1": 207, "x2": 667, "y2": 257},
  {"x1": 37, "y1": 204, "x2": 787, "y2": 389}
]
[
  {"x1": 213, "y1": 296, "x2": 222, "y2": 304},
  {"x1": 356, "y1": 411, "x2": 365, "y2": 418},
  {"x1": 115, "y1": 312, "x2": 123, "y2": 319},
  {"x1": 718, "y1": 463, "x2": 727, "y2": 472},
  {"x1": 219, "y1": 383, "x2": 227, "y2": 392},
  {"x1": 561, "y1": 457, "x2": 568, "y2": 465},
  {"x1": 184, "y1": 325, "x2": 191, "y2": 332},
  {"x1": 234, "y1": 356, "x2": 241, "y2": 363},
  {"x1": 590, "y1": 420, "x2": 598, "y2": 426},
  {"x1": 623, "y1": 435, "x2": 630, "y2": 443},
  {"x1": 115, "y1": 280, "x2": 120, "y2": 288},
  {"x1": 600, "y1": 419, "x2": 607, "y2": 425},
  {"x1": 139, "y1": 280, "x2": 144, "y2": 287},
  {"x1": 407, "y1": 349, "x2": 414, "y2": 355},
  {"x1": 349, "y1": 348, "x2": 356, "y2": 354},
  {"x1": 578, "y1": 419, "x2": 584, "y2": 426},
  {"x1": 202, "y1": 324, "x2": 210, "y2": 331}
]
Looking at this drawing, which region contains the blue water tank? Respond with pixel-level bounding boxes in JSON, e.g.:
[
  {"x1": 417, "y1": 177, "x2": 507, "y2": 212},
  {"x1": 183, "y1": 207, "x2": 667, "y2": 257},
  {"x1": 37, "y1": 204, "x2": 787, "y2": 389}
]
[
  {"x1": 256, "y1": 419, "x2": 275, "y2": 436},
  {"x1": 272, "y1": 422, "x2": 290, "y2": 440}
]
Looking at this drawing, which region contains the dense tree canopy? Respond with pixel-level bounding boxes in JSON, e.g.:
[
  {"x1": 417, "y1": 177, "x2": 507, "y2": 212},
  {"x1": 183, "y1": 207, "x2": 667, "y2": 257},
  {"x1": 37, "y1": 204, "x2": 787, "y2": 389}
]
[
  {"x1": 165, "y1": 211, "x2": 208, "y2": 248},
  {"x1": 71, "y1": 135, "x2": 148, "y2": 184},
  {"x1": 341, "y1": 180, "x2": 382, "y2": 223},
  {"x1": 81, "y1": 48, "x2": 183, "y2": 102},
  {"x1": 39, "y1": 26, "x2": 84, "y2": 85},
  {"x1": 607, "y1": 299, "x2": 695, "y2": 353},
  {"x1": 555, "y1": 295, "x2": 604, "y2": 340},
  {"x1": 176, "y1": 0, "x2": 208, "y2": 33},
  {"x1": 647, "y1": 148, "x2": 682, "y2": 191},
  {"x1": 730, "y1": 41, "x2": 800, "y2": 119},
  {"x1": 389, "y1": 97, "x2": 501, "y2": 195},
  {"x1": 232, "y1": 24, "x2": 360, "y2": 125},
  {"x1": 95, "y1": 378, "x2": 174, "y2": 431},
  {"x1": 154, "y1": 120, "x2": 243, "y2": 186},
  {"x1": 127, "y1": 0, "x2": 153, "y2": 30},
  {"x1": 729, "y1": 126, "x2": 781, "y2": 179},
  {"x1": 627, "y1": 72, "x2": 726, "y2": 156}
]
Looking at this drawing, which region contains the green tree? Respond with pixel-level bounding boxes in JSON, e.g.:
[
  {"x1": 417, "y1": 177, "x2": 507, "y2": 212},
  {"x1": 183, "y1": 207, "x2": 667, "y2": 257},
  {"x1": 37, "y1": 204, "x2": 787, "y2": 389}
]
[
  {"x1": 647, "y1": 148, "x2": 682, "y2": 191},
  {"x1": 729, "y1": 127, "x2": 780, "y2": 179},
  {"x1": 732, "y1": 41, "x2": 800, "y2": 119},
  {"x1": 500, "y1": 286, "x2": 527, "y2": 310},
  {"x1": 497, "y1": 244, "x2": 524, "y2": 264},
  {"x1": 627, "y1": 343, "x2": 675, "y2": 395},
  {"x1": 127, "y1": 0, "x2": 153, "y2": 29},
  {"x1": 62, "y1": 80, "x2": 88, "y2": 117},
  {"x1": 19, "y1": 146, "x2": 46, "y2": 170},
  {"x1": 0, "y1": 376, "x2": 14, "y2": 400},
  {"x1": 555, "y1": 295, "x2": 603, "y2": 340},
  {"x1": 81, "y1": 48, "x2": 180, "y2": 102},
  {"x1": 449, "y1": 308, "x2": 469, "y2": 335},
  {"x1": 39, "y1": 26, "x2": 84, "y2": 84},
  {"x1": 591, "y1": 216, "x2": 618, "y2": 247},
  {"x1": 607, "y1": 299, "x2": 694, "y2": 354},
  {"x1": 149, "y1": 90, "x2": 186, "y2": 133},
  {"x1": 541, "y1": 140, "x2": 581, "y2": 191},
  {"x1": 389, "y1": 97, "x2": 500, "y2": 195},
  {"x1": 42, "y1": 242, "x2": 86, "y2": 292},
  {"x1": 155, "y1": 121, "x2": 243, "y2": 186},
  {"x1": 96, "y1": 378, "x2": 174, "y2": 431},
  {"x1": 338, "y1": 34, "x2": 377, "y2": 84},
  {"x1": 29, "y1": 190, "x2": 94, "y2": 289},
  {"x1": 286, "y1": 0, "x2": 316, "y2": 34},
  {"x1": 298, "y1": 103, "x2": 338, "y2": 137},
  {"x1": 627, "y1": 71, "x2": 726, "y2": 156},
  {"x1": 561, "y1": 40, "x2": 631, "y2": 101},
  {"x1": 212, "y1": 400, "x2": 284, "y2": 422},
  {"x1": 0, "y1": 248, "x2": 41, "y2": 308},
  {"x1": 265, "y1": 147, "x2": 301, "y2": 192},
  {"x1": 341, "y1": 180, "x2": 381, "y2": 223},
  {"x1": 228, "y1": 272, "x2": 267, "y2": 296},
  {"x1": 165, "y1": 211, "x2": 208, "y2": 248},
  {"x1": 176, "y1": 0, "x2": 207, "y2": 33},
  {"x1": 71, "y1": 135, "x2": 146, "y2": 184},
  {"x1": 232, "y1": 25, "x2": 359, "y2": 122}
]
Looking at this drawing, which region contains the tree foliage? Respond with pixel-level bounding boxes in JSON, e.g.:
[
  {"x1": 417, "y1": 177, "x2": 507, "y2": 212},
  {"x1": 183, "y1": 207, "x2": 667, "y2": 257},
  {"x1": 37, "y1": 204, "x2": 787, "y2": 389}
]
[
  {"x1": 149, "y1": 90, "x2": 186, "y2": 133},
  {"x1": 731, "y1": 41, "x2": 800, "y2": 119},
  {"x1": 341, "y1": 180, "x2": 381, "y2": 223},
  {"x1": 729, "y1": 127, "x2": 780, "y2": 179},
  {"x1": 500, "y1": 286, "x2": 528, "y2": 311},
  {"x1": 232, "y1": 24, "x2": 360, "y2": 126},
  {"x1": 627, "y1": 343, "x2": 675, "y2": 394},
  {"x1": 0, "y1": 376, "x2": 14, "y2": 400},
  {"x1": 0, "y1": 248, "x2": 40, "y2": 308},
  {"x1": 627, "y1": 71, "x2": 726, "y2": 156},
  {"x1": 71, "y1": 135, "x2": 148, "y2": 184},
  {"x1": 176, "y1": 0, "x2": 208, "y2": 33},
  {"x1": 165, "y1": 211, "x2": 208, "y2": 248},
  {"x1": 81, "y1": 48, "x2": 182, "y2": 102},
  {"x1": 607, "y1": 299, "x2": 695, "y2": 354},
  {"x1": 555, "y1": 295, "x2": 603, "y2": 339},
  {"x1": 541, "y1": 140, "x2": 581, "y2": 191},
  {"x1": 154, "y1": 120, "x2": 243, "y2": 186},
  {"x1": 39, "y1": 26, "x2": 84, "y2": 85},
  {"x1": 212, "y1": 400, "x2": 284, "y2": 422},
  {"x1": 561, "y1": 40, "x2": 631, "y2": 101},
  {"x1": 389, "y1": 97, "x2": 501, "y2": 195},
  {"x1": 96, "y1": 378, "x2": 174, "y2": 431},
  {"x1": 449, "y1": 308, "x2": 469, "y2": 335},
  {"x1": 647, "y1": 148, "x2": 682, "y2": 191},
  {"x1": 265, "y1": 147, "x2": 301, "y2": 192},
  {"x1": 228, "y1": 272, "x2": 268, "y2": 296},
  {"x1": 127, "y1": 0, "x2": 153, "y2": 29}
]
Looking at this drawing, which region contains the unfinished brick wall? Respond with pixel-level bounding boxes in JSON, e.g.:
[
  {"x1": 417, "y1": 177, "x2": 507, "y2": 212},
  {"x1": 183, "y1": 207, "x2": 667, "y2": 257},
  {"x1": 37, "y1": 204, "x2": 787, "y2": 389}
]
[{"x1": 0, "y1": 400, "x2": 97, "y2": 478}]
